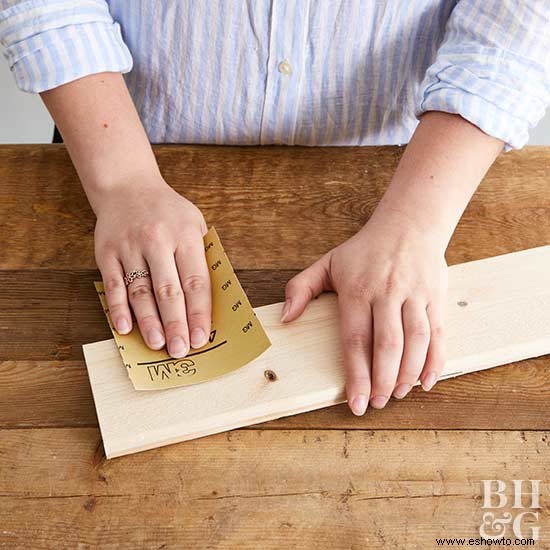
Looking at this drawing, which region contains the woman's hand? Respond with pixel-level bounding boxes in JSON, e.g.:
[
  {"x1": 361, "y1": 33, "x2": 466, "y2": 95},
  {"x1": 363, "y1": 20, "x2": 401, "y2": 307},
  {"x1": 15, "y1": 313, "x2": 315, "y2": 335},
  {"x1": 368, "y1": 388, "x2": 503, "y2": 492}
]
[
  {"x1": 92, "y1": 173, "x2": 211, "y2": 359},
  {"x1": 40, "y1": 73, "x2": 213, "y2": 358},
  {"x1": 279, "y1": 111, "x2": 505, "y2": 417},
  {"x1": 280, "y1": 208, "x2": 448, "y2": 416}
]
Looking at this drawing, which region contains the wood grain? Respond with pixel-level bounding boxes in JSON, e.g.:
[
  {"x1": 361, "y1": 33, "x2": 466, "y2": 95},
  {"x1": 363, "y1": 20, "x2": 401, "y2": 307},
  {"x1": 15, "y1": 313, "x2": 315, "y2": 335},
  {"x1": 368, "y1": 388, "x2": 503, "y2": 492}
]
[
  {"x1": 84, "y1": 246, "x2": 550, "y2": 458},
  {"x1": 0, "y1": 269, "x2": 289, "y2": 362},
  {"x1": 2, "y1": 358, "x2": 549, "y2": 430},
  {"x1": 3, "y1": 428, "x2": 549, "y2": 497},
  {"x1": 0, "y1": 145, "x2": 548, "y2": 270},
  {"x1": 0, "y1": 356, "x2": 550, "y2": 430},
  {"x1": 1, "y1": 429, "x2": 549, "y2": 549},
  {"x1": 1, "y1": 144, "x2": 549, "y2": 548}
]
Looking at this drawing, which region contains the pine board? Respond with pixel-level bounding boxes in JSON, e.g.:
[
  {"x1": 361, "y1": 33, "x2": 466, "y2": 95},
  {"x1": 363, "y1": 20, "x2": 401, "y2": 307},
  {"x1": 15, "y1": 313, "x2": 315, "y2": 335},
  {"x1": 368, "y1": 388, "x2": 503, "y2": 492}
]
[{"x1": 83, "y1": 245, "x2": 550, "y2": 458}]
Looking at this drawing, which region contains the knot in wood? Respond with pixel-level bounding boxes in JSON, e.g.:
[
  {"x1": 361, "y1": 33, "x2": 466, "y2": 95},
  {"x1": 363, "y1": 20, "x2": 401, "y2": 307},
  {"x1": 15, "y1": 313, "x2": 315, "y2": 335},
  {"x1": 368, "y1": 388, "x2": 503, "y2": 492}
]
[{"x1": 264, "y1": 369, "x2": 278, "y2": 382}]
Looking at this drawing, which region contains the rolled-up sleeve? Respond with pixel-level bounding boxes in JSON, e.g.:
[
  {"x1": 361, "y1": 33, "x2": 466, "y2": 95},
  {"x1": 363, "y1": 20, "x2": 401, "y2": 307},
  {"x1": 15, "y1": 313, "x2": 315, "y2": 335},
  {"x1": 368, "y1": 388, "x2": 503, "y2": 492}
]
[
  {"x1": 0, "y1": 0, "x2": 132, "y2": 93},
  {"x1": 416, "y1": 0, "x2": 550, "y2": 150}
]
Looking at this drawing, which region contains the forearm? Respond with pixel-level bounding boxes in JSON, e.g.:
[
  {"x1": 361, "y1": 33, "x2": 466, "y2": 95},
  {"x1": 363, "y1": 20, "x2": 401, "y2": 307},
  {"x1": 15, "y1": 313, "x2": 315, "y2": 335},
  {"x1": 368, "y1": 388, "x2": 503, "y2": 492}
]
[
  {"x1": 40, "y1": 72, "x2": 161, "y2": 212},
  {"x1": 370, "y1": 111, "x2": 504, "y2": 249}
]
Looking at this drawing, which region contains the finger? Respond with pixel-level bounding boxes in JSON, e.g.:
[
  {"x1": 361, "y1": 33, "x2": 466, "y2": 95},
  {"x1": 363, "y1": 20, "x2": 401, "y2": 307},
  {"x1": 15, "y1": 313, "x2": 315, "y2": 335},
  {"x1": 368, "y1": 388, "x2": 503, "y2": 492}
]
[
  {"x1": 420, "y1": 299, "x2": 446, "y2": 391},
  {"x1": 175, "y1": 231, "x2": 212, "y2": 350},
  {"x1": 123, "y1": 254, "x2": 166, "y2": 351},
  {"x1": 370, "y1": 298, "x2": 404, "y2": 408},
  {"x1": 339, "y1": 295, "x2": 373, "y2": 416},
  {"x1": 281, "y1": 254, "x2": 332, "y2": 323},
  {"x1": 97, "y1": 255, "x2": 132, "y2": 335},
  {"x1": 393, "y1": 298, "x2": 430, "y2": 399},
  {"x1": 146, "y1": 248, "x2": 190, "y2": 358}
]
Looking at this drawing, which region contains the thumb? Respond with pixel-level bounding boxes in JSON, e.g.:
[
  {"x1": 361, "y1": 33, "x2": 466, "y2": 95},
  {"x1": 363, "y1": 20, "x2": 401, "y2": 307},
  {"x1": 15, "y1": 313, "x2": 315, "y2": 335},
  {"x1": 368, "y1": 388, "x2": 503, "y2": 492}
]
[{"x1": 281, "y1": 254, "x2": 332, "y2": 323}]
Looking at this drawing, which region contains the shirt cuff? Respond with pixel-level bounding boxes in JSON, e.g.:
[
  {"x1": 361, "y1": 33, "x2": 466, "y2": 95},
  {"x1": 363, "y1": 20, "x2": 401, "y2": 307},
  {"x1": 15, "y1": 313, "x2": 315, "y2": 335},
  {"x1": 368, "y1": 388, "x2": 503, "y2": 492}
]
[
  {"x1": 0, "y1": 0, "x2": 133, "y2": 93},
  {"x1": 416, "y1": 50, "x2": 550, "y2": 151}
]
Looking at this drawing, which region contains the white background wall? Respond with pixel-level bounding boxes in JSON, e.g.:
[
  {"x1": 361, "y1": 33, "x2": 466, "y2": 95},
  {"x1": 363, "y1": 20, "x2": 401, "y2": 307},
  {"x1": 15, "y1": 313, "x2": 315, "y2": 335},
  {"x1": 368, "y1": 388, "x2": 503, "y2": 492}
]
[{"x1": 1, "y1": 58, "x2": 549, "y2": 144}]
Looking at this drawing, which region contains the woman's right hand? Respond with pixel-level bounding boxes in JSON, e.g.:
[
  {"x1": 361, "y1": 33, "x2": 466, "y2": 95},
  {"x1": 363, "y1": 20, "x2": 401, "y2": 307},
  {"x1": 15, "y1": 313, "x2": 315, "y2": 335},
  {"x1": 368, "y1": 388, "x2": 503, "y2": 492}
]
[
  {"x1": 39, "y1": 72, "x2": 212, "y2": 358},
  {"x1": 91, "y1": 172, "x2": 212, "y2": 359}
]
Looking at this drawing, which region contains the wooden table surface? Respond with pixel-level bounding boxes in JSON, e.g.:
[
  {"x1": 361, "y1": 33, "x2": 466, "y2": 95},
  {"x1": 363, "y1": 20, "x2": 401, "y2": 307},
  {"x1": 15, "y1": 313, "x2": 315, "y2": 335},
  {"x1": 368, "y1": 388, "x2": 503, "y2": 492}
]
[{"x1": 0, "y1": 144, "x2": 549, "y2": 549}]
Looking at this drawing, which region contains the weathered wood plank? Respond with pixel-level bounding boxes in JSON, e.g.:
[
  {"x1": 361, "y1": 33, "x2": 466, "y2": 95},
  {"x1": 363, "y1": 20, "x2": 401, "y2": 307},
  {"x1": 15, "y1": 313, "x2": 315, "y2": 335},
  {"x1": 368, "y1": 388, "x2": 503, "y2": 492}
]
[
  {"x1": 0, "y1": 269, "x2": 288, "y2": 362},
  {"x1": 3, "y1": 428, "x2": 549, "y2": 496},
  {"x1": 251, "y1": 355, "x2": 550, "y2": 431},
  {"x1": 1, "y1": 358, "x2": 549, "y2": 431},
  {"x1": 1, "y1": 429, "x2": 548, "y2": 548},
  {"x1": 0, "y1": 143, "x2": 549, "y2": 548},
  {"x1": 0, "y1": 145, "x2": 548, "y2": 270},
  {"x1": 1, "y1": 495, "x2": 518, "y2": 550}
]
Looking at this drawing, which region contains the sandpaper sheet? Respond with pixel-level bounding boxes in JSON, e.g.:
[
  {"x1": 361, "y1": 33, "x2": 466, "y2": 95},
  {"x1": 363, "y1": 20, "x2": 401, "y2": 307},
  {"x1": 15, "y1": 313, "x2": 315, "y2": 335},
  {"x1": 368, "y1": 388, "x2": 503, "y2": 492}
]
[{"x1": 94, "y1": 226, "x2": 271, "y2": 390}]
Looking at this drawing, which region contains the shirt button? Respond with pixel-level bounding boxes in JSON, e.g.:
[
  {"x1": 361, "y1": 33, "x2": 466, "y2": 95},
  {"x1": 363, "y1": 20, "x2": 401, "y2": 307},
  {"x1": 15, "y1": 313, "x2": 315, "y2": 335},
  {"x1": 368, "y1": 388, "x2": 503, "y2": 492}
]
[{"x1": 278, "y1": 60, "x2": 293, "y2": 75}]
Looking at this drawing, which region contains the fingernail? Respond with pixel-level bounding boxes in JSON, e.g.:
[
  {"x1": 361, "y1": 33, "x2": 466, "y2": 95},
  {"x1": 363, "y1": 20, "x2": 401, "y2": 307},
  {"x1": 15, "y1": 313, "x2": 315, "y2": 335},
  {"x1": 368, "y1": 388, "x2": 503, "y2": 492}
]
[
  {"x1": 190, "y1": 327, "x2": 207, "y2": 349},
  {"x1": 393, "y1": 383, "x2": 412, "y2": 399},
  {"x1": 169, "y1": 336, "x2": 188, "y2": 357},
  {"x1": 370, "y1": 395, "x2": 389, "y2": 409},
  {"x1": 116, "y1": 317, "x2": 130, "y2": 334},
  {"x1": 422, "y1": 372, "x2": 438, "y2": 391},
  {"x1": 147, "y1": 327, "x2": 165, "y2": 348},
  {"x1": 280, "y1": 299, "x2": 291, "y2": 323},
  {"x1": 350, "y1": 394, "x2": 368, "y2": 416}
]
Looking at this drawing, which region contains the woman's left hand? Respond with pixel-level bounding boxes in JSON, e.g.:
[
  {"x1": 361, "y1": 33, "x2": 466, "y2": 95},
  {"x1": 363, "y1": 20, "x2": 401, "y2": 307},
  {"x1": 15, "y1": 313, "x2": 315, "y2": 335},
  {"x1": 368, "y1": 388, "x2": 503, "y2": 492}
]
[{"x1": 281, "y1": 210, "x2": 449, "y2": 416}]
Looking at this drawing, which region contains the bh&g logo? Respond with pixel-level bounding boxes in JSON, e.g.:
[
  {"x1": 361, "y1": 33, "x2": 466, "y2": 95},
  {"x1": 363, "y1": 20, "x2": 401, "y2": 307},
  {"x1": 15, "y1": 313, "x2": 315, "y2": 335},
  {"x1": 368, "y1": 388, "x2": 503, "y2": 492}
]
[{"x1": 480, "y1": 480, "x2": 541, "y2": 541}]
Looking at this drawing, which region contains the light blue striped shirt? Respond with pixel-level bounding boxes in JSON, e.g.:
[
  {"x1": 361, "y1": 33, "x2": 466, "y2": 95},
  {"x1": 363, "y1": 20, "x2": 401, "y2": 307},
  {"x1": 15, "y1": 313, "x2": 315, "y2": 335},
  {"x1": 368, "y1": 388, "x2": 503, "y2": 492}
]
[{"x1": 1, "y1": 1, "x2": 549, "y2": 150}]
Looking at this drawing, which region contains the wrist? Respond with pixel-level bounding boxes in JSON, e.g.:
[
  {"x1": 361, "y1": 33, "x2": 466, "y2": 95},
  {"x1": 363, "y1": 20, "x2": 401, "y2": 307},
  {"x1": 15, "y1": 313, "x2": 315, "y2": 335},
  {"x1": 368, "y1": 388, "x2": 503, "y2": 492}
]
[
  {"x1": 82, "y1": 165, "x2": 166, "y2": 215},
  {"x1": 362, "y1": 111, "x2": 503, "y2": 255},
  {"x1": 367, "y1": 196, "x2": 454, "y2": 252}
]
